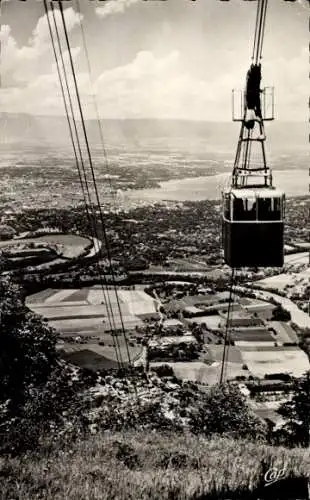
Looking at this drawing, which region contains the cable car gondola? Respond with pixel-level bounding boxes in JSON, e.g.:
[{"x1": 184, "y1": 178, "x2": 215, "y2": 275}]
[
  {"x1": 222, "y1": 0, "x2": 285, "y2": 269},
  {"x1": 222, "y1": 186, "x2": 285, "y2": 268}
]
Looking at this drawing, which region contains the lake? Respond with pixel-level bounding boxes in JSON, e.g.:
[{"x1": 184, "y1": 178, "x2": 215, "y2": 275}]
[{"x1": 126, "y1": 169, "x2": 309, "y2": 204}]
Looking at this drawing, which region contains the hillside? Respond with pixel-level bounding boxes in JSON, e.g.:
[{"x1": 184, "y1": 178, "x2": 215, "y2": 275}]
[
  {"x1": 1, "y1": 431, "x2": 310, "y2": 500},
  {"x1": 0, "y1": 113, "x2": 307, "y2": 154},
  {"x1": 1, "y1": 263, "x2": 310, "y2": 498}
]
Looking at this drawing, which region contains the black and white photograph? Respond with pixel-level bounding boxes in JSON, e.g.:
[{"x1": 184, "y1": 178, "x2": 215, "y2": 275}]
[{"x1": 0, "y1": 0, "x2": 309, "y2": 498}]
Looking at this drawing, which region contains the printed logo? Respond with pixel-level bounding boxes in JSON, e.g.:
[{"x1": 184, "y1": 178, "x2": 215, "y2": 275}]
[{"x1": 264, "y1": 467, "x2": 286, "y2": 487}]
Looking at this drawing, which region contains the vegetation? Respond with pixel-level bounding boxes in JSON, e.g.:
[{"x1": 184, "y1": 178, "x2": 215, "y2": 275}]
[
  {"x1": 0, "y1": 431, "x2": 310, "y2": 500},
  {"x1": 1, "y1": 272, "x2": 310, "y2": 497},
  {"x1": 0, "y1": 278, "x2": 92, "y2": 455},
  {"x1": 277, "y1": 372, "x2": 310, "y2": 447},
  {"x1": 271, "y1": 304, "x2": 292, "y2": 322}
]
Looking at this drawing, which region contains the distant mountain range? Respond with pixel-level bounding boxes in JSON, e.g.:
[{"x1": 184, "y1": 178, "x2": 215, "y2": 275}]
[{"x1": 0, "y1": 113, "x2": 307, "y2": 154}]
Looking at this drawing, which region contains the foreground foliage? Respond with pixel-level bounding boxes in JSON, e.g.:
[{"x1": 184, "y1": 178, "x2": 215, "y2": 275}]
[
  {"x1": 0, "y1": 278, "x2": 92, "y2": 454},
  {"x1": 277, "y1": 372, "x2": 310, "y2": 447},
  {"x1": 0, "y1": 431, "x2": 309, "y2": 500}
]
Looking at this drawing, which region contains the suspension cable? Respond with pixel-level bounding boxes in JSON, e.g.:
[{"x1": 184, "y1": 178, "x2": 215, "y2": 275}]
[
  {"x1": 0, "y1": 0, "x2": 2, "y2": 89},
  {"x1": 72, "y1": 2, "x2": 142, "y2": 402},
  {"x1": 252, "y1": 0, "x2": 268, "y2": 65},
  {"x1": 55, "y1": 0, "x2": 135, "y2": 372},
  {"x1": 75, "y1": 0, "x2": 118, "y2": 214},
  {"x1": 219, "y1": 268, "x2": 236, "y2": 385},
  {"x1": 44, "y1": 0, "x2": 124, "y2": 370},
  {"x1": 258, "y1": 0, "x2": 268, "y2": 63},
  {"x1": 70, "y1": 0, "x2": 128, "y2": 347},
  {"x1": 45, "y1": 1, "x2": 90, "y2": 219},
  {"x1": 48, "y1": 1, "x2": 125, "y2": 370}
]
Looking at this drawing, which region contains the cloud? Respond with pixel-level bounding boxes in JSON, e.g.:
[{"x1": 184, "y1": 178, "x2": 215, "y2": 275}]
[
  {"x1": 0, "y1": 3, "x2": 307, "y2": 122},
  {"x1": 263, "y1": 47, "x2": 308, "y2": 120},
  {"x1": 93, "y1": 50, "x2": 233, "y2": 120},
  {"x1": 32, "y1": 6, "x2": 82, "y2": 46},
  {"x1": 0, "y1": 7, "x2": 82, "y2": 85},
  {"x1": 297, "y1": 0, "x2": 309, "y2": 9},
  {"x1": 1, "y1": 42, "x2": 306, "y2": 121},
  {"x1": 0, "y1": 6, "x2": 87, "y2": 117},
  {"x1": 95, "y1": 0, "x2": 139, "y2": 19}
]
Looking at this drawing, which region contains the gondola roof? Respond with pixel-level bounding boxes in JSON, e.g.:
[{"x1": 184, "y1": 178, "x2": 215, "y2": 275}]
[{"x1": 223, "y1": 187, "x2": 284, "y2": 198}]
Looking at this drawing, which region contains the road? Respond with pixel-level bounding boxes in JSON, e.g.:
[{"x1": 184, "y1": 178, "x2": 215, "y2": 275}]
[
  {"x1": 153, "y1": 289, "x2": 164, "y2": 323},
  {"x1": 236, "y1": 284, "x2": 310, "y2": 329}
]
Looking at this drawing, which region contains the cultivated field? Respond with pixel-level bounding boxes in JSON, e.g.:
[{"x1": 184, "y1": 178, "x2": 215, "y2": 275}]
[
  {"x1": 239, "y1": 346, "x2": 310, "y2": 378},
  {"x1": 58, "y1": 344, "x2": 143, "y2": 369},
  {"x1": 268, "y1": 321, "x2": 298, "y2": 344},
  {"x1": 202, "y1": 345, "x2": 244, "y2": 365},
  {"x1": 27, "y1": 286, "x2": 158, "y2": 337},
  {"x1": 150, "y1": 360, "x2": 246, "y2": 385}
]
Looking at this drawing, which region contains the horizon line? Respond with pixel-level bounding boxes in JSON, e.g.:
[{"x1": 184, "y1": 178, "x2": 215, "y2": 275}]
[{"x1": 0, "y1": 113, "x2": 306, "y2": 124}]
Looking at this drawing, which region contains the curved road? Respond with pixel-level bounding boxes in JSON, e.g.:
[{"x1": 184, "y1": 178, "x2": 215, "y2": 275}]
[{"x1": 236, "y1": 284, "x2": 310, "y2": 329}]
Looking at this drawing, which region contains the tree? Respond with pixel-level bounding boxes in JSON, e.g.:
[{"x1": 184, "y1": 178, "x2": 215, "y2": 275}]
[
  {"x1": 0, "y1": 278, "x2": 90, "y2": 454},
  {"x1": 190, "y1": 382, "x2": 267, "y2": 441},
  {"x1": 277, "y1": 371, "x2": 310, "y2": 447},
  {"x1": 271, "y1": 305, "x2": 291, "y2": 322},
  {"x1": 0, "y1": 279, "x2": 58, "y2": 407}
]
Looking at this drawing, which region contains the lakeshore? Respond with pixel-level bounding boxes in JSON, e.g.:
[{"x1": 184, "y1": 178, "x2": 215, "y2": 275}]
[{"x1": 126, "y1": 168, "x2": 309, "y2": 204}]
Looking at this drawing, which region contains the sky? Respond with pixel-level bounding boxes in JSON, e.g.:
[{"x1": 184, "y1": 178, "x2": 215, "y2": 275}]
[{"x1": 0, "y1": 0, "x2": 308, "y2": 121}]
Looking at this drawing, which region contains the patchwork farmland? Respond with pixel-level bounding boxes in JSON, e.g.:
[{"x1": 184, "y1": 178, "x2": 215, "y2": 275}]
[
  {"x1": 165, "y1": 291, "x2": 310, "y2": 381},
  {"x1": 26, "y1": 286, "x2": 159, "y2": 337},
  {"x1": 26, "y1": 285, "x2": 310, "y2": 382}
]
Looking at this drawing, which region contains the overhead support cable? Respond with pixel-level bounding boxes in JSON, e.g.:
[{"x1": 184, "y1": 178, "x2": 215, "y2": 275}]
[
  {"x1": 56, "y1": 0, "x2": 134, "y2": 370},
  {"x1": 50, "y1": 0, "x2": 137, "y2": 378},
  {"x1": 75, "y1": 0, "x2": 118, "y2": 214},
  {"x1": 48, "y1": 0, "x2": 125, "y2": 370},
  {"x1": 219, "y1": 268, "x2": 236, "y2": 385},
  {"x1": 252, "y1": 0, "x2": 268, "y2": 65},
  {"x1": 43, "y1": 0, "x2": 124, "y2": 370}
]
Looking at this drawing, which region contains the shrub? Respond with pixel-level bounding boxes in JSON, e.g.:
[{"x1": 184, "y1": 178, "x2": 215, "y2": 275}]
[
  {"x1": 189, "y1": 383, "x2": 268, "y2": 441},
  {"x1": 151, "y1": 364, "x2": 175, "y2": 377}
]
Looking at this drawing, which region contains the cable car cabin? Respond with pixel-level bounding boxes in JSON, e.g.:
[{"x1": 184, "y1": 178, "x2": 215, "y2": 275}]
[{"x1": 222, "y1": 187, "x2": 285, "y2": 268}]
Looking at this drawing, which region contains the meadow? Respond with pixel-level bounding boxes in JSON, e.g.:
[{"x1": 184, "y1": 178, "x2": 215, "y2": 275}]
[{"x1": 1, "y1": 431, "x2": 310, "y2": 499}]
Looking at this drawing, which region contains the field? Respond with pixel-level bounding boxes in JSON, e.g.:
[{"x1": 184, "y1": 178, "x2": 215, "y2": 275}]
[
  {"x1": 268, "y1": 321, "x2": 298, "y2": 344},
  {"x1": 237, "y1": 286, "x2": 310, "y2": 329},
  {"x1": 256, "y1": 255, "x2": 310, "y2": 293},
  {"x1": 202, "y1": 345, "x2": 244, "y2": 365},
  {"x1": 256, "y1": 271, "x2": 308, "y2": 293},
  {"x1": 239, "y1": 346, "x2": 310, "y2": 378},
  {"x1": 1, "y1": 431, "x2": 310, "y2": 499},
  {"x1": 231, "y1": 327, "x2": 274, "y2": 343},
  {"x1": 284, "y1": 252, "x2": 310, "y2": 266},
  {"x1": 191, "y1": 314, "x2": 222, "y2": 329},
  {"x1": 27, "y1": 286, "x2": 158, "y2": 336},
  {"x1": 198, "y1": 338, "x2": 309, "y2": 380},
  {"x1": 166, "y1": 257, "x2": 210, "y2": 271},
  {"x1": 150, "y1": 360, "x2": 246, "y2": 385},
  {"x1": 166, "y1": 292, "x2": 231, "y2": 313},
  {"x1": 58, "y1": 344, "x2": 143, "y2": 370},
  {"x1": 0, "y1": 234, "x2": 91, "y2": 260}
]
